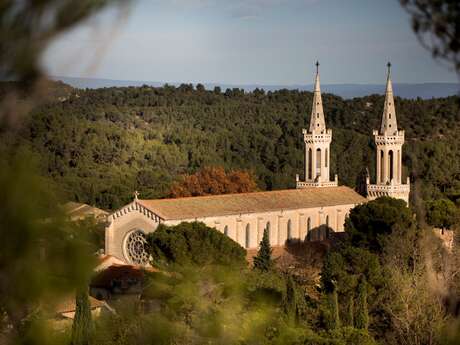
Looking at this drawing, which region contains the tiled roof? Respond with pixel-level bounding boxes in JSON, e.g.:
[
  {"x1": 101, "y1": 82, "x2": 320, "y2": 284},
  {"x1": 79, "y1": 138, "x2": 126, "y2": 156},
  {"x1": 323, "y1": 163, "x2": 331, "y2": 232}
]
[
  {"x1": 63, "y1": 201, "x2": 108, "y2": 220},
  {"x1": 55, "y1": 295, "x2": 105, "y2": 314},
  {"x1": 138, "y1": 186, "x2": 366, "y2": 220},
  {"x1": 90, "y1": 264, "x2": 158, "y2": 288}
]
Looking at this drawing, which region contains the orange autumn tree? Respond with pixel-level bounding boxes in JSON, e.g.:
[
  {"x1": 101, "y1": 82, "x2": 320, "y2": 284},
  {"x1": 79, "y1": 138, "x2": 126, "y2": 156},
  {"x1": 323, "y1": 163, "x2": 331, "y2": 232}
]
[{"x1": 168, "y1": 166, "x2": 258, "y2": 198}]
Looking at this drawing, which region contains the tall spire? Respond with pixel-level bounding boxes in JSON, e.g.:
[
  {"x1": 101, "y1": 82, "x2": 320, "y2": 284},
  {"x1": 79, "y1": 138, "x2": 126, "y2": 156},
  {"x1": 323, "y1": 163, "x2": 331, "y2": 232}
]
[
  {"x1": 309, "y1": 61, "x2": 326, "y2": 133},
  {"x1": 380, "y1": 62, "x2": 398, "y2": 135}
]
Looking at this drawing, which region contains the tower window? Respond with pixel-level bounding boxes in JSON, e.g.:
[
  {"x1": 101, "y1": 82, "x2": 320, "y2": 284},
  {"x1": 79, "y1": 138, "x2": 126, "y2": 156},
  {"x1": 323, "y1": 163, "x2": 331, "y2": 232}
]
[
  {"x1": 317, "y1": 113, "x2": 319, "y2": 118},
  {"x1": 389, "y1": 113, "x2": 391, "y2": 119},
  {"x1": 317, "y1": 123, "x2": 319, "y2": 127},
  {"x1": 389, "y1": 124, "x2": 391, "y2": 128},
  {"x1": 317, "y1": 102, "x2": 319, "y2": 105}
]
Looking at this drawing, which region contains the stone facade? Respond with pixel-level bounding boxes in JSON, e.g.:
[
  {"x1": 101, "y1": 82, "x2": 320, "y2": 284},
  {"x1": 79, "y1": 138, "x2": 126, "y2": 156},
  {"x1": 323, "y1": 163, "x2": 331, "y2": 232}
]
[{"x1": 105, "y1": 187, "x2": 365, "y2": 265}]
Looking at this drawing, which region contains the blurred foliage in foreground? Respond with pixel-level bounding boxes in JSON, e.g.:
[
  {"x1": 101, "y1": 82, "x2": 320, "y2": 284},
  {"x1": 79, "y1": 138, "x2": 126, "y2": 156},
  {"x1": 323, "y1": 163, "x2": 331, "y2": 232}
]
[
  {"x1": 87, "y1": 201, "x2": 460, "y2": 345},
  {"x1": 0, "y1": 0, "x2": 127, "y2": 344}
]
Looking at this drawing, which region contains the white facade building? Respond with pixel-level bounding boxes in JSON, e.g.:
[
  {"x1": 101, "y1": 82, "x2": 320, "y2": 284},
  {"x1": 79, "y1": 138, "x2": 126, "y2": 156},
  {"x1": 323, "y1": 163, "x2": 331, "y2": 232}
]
[
  {"x1": 104, "y1": 63, "x2": 412, "y2": 266},
  {"x1": 105, "y1": 187, "x2": 366, "y2": 265}
]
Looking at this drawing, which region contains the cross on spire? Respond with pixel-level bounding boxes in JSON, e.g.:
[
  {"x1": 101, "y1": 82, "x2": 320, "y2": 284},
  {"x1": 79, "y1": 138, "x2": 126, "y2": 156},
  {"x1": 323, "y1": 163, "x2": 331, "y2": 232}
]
[
  {"x1": 315, "y1": 61, "x2": 320, "y2": 74},
  {"x1": 134, "y1": 190, "x2": 139, "y2": 200},
  {"x1": 387, "y1": 62, "x2": 391, "y2": 76}
]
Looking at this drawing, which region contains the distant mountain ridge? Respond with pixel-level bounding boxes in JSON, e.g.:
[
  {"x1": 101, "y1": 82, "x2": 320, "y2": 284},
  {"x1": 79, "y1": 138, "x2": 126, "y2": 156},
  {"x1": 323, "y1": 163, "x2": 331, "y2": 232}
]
[{"x1": 52, "y1": 76, "x2": 459, "y2": 100}]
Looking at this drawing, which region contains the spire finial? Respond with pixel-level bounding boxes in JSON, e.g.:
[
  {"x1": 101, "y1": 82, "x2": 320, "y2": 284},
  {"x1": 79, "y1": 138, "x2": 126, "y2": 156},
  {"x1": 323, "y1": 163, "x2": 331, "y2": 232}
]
[
  {"x1": 315, "y1": 61, "x2": 320, "y2": 74},
  {"x1": 134, "y1": 190, "x2": 139, "y2": 201},
  {"x1": 387, "y1": 62, "x2": 391, "y2": 77}
]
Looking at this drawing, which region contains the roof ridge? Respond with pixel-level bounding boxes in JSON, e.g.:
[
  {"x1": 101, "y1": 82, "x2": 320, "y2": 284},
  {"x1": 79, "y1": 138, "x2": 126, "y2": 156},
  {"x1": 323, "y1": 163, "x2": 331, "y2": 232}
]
[{"x1": 139, "y1": 186, "x2": 349, "y2": 203}]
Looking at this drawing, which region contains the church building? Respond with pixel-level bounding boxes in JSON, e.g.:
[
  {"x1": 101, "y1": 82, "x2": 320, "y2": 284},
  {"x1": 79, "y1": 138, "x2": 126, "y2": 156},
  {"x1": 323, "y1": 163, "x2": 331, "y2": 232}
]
[{"x1": 105, "y1": 63, "x2": 408, "y2": 266}]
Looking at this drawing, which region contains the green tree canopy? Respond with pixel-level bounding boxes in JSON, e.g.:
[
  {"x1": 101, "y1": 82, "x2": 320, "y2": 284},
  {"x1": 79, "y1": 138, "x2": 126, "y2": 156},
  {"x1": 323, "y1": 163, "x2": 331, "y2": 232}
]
[
  {"x1": 147, "y1": 222, "x2": 246, "y2": 268},
  {"x1": 345, "y1": 197, "x2": 415, "y2": 252},
  {"x1": 426, "y1": 198, "x2": 459, "y2": 231}
]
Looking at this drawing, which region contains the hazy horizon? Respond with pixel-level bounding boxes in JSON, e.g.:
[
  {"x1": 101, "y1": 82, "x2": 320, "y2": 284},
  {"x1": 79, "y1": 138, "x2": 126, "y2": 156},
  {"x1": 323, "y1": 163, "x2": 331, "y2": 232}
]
[{"x1": 42, "y1": 0, "x2": 459, "y2": 86}]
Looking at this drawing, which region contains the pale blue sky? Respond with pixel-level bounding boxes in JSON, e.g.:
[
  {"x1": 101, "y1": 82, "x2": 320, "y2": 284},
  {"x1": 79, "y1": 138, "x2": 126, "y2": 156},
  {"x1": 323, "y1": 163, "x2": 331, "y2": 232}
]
[{"x1": 42, "y1": 0, "x2": 458, "y2": 85}]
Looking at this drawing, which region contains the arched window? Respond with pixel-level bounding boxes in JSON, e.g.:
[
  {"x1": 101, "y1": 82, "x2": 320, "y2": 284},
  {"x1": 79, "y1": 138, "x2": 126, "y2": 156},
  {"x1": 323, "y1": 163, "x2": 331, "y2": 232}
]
[
  {"x1": 306, "y1": 218, "x2": 312, "y2": 241},
  {"x1": 326, "y1": 215, "x2": 329, "y2": 227},
  {"x1": 380, "y1": 150, "x2": 384, "y2": 183},
  {"x1": 325, "y1": 148, "x2": 328, "y2": 168},
  {"x1": 245, "y1": 224, "x2": 250, "y2": 248},
  {"x1": 287, "y1": 219, "x2": 292, "y2": 240},
  {"x1": 124, "y1": 230, "x2": 149, "y2": 265},
  {"x1": 316, "y1": 148, "x2": 321, "y2": 175},
  {"x1": 389, "y1": 150, "x2": 394, "y2": 181},
  {"x1": 266, "y1": 222, "x2": 271, "y2": 241},
  {"x1": 224, "y1": 225, "x2": 229, "y2": 236},
  {"x1": 308, "y1": 148, "x2": 313, "y2": 179}
]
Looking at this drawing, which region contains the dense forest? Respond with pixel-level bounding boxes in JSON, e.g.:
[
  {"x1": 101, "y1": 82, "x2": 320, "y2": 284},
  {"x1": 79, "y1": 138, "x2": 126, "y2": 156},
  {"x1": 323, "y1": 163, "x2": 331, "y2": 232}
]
[{"x1": 2, "y1": 81, "x2": 459, "y2": 210}]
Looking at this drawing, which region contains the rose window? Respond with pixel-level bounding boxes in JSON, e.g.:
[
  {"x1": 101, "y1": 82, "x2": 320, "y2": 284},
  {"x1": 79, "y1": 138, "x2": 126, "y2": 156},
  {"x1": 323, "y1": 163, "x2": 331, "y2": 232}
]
[{"x1": 124, "y1": 230, "x2": 149, "y2": 265}]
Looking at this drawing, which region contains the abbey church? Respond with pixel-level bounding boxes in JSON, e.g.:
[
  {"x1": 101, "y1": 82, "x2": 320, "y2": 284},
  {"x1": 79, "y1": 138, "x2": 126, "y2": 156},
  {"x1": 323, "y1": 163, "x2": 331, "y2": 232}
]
[{"x1": 105, "y1": 63, "x2": 410, "y2": 265}]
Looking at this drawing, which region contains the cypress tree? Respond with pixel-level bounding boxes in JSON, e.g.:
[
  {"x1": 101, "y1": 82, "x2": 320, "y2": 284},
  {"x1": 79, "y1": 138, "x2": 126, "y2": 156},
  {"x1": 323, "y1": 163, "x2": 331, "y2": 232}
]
[
  {"x1": 283, "y1": 274, "x2": 297, "y2": 323},
  {"x1": 71, "y1": 287, "x2": 93, "y2": 345},
  {"x1": 253, "y1": 228, "x2": 273, "y2": 271},
  {"x1": 331, "y1": 287, "x2": 341, "y2": 329},
  {"x1": 355, "y1": 277, "x2": 369, "y2": 330},
  {"x1": 346, "y1": 294, "x2": 354, "y2": 327}
]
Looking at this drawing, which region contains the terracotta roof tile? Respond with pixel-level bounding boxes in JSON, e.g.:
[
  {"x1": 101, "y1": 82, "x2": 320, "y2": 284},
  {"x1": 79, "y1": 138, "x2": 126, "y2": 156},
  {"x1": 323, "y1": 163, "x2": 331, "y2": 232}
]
[
  {"x1": 55, "y1": 295, "x2": 105, "y2": 314},
  {"x1": 138, "y1": 186, "x2": 366, "y2": 220}
]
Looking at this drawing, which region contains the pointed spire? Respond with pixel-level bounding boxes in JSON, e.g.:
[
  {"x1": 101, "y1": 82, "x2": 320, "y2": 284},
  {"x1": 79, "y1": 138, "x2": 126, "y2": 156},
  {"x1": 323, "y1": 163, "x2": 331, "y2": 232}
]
[
  {"x1": 309, "y1": 61, "x2": 326, "y2": 133},
  {"x1": 380, "y1": 62, "x2": 398, "y2": 135}
]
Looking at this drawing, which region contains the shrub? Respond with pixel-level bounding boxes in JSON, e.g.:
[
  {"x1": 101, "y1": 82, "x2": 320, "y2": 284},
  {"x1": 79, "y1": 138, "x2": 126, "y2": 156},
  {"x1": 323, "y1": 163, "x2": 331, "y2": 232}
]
[{"x1": 147, "y1": 222, "x2": 246, "y2": 267}]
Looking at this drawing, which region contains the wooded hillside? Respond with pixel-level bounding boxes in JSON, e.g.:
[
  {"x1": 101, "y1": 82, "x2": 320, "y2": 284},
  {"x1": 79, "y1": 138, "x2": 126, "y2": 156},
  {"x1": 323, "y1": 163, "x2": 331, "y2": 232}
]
[{"x1": 3, "y1": 82, "x2": 459, "y2": 210}]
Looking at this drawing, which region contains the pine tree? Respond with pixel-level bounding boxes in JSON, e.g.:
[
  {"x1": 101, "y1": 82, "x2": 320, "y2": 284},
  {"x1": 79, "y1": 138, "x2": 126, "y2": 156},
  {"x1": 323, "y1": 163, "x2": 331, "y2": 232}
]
[
  {"x1": 71, "y1": 287, "x2": 93, "y2": 345},
  {"x1": 355, "y1": 276, "x2": 369, "y2": 330},
  {"x1": 253, "y1": 228, "x2": 273, "y2": 271}
]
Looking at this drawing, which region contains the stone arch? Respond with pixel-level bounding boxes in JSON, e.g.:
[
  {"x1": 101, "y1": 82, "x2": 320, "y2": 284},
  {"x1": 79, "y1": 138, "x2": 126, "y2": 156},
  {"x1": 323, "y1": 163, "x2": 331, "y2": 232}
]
[
  {"x1": 224, "y1": 225, "x2": 229, "y2": 236},
  {"x1": 306, "y1": 217, "x2": 311, "y2": 240},
  {"x1": 266, "y1": 221, "x2": 271, "y2": 244},
  {"x1": 380, "y1": 150, "x2": 384, "y2": 183},
  {"x1": 316, "y1": 148, "x2": 322, "y2": 176},
  {"x1": 325, "y1": 148, "x2": 328, "y2": 168},
  {"x1": 245, "y1": 224, "x2": 250, "y2": 248},
  {"x1": 389, "y1": 150, "x2": 394, "y2": 181},
  {"x1": 287, "y1": 219, "x2": 292, "y2": 241}
]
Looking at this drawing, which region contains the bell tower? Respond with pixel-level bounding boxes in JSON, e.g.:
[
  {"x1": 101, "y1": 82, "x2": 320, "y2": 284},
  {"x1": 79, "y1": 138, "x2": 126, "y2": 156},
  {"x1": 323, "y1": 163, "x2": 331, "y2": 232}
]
[
  {"x1": 366, "y1": 63, "x2": 410, "y2": 203},
  {"x1": 296, "y1": 62, "x2": 338, "y2": 188}
]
